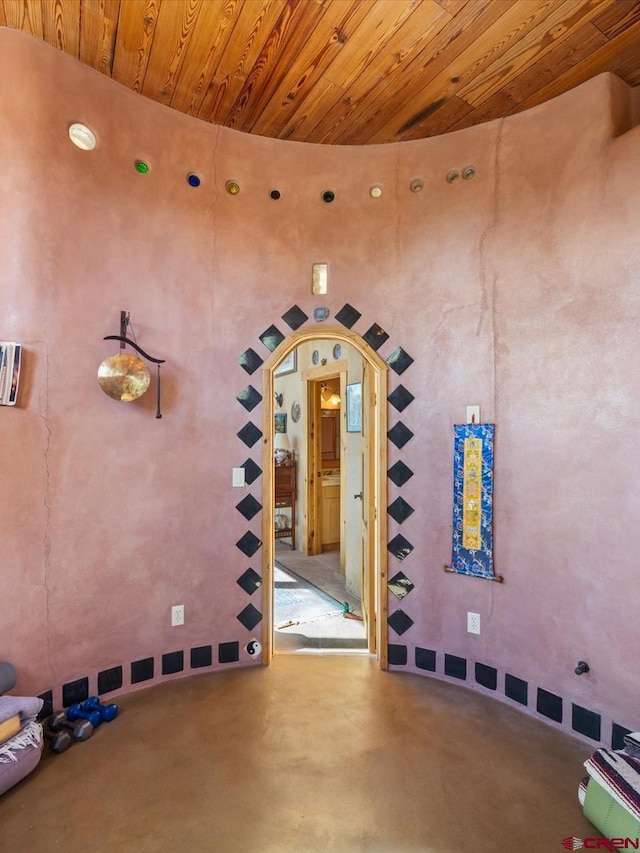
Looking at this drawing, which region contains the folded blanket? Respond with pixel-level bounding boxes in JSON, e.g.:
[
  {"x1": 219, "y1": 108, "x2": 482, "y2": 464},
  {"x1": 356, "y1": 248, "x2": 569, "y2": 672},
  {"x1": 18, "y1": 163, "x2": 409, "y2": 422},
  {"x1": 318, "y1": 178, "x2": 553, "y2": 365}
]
[
  {"x1": 0, "y1": 721, "x2": 42, "y2": 763},
  {"x1": 578, "y1": 775, "x2": 589, "y2": 806},
  {"x1": 0, "y1": 695, "x2": 44, "y2": 725},
  {"x1": 624, "y1": 732, "x2": 640, "y2": 760},
  {"x1": 584, "y1": 749, "x2": 640, "y2": 822}
]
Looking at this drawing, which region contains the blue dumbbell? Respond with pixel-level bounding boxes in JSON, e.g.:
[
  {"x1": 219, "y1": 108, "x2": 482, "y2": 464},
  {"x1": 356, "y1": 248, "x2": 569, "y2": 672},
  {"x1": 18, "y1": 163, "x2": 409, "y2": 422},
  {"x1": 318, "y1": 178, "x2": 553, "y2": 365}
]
[
  {"x1": 83, "y1": 696, "x2": 118, "y2": 723},
  {"x1": 67, "y1": 703, "x2": 101, "y2": 728}
]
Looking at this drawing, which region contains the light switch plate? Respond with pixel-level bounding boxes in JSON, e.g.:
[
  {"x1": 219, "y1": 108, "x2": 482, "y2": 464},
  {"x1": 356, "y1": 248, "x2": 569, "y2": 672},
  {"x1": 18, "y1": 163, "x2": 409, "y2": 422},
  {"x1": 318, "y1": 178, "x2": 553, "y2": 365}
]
[
  {"x1": 466, "y1": 405, "x2": 480, "y2": 424},
  {"x1": 232, "y1": 467, "x2": 245, "y2": 487}
]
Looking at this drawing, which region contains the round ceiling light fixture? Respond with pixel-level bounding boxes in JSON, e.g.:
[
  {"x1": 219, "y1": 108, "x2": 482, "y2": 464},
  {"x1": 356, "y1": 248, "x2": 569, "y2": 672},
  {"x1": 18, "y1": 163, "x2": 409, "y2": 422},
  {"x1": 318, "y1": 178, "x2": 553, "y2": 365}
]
[{"x1": 68, "y1": 123, "x2": 97, "y2": 151}]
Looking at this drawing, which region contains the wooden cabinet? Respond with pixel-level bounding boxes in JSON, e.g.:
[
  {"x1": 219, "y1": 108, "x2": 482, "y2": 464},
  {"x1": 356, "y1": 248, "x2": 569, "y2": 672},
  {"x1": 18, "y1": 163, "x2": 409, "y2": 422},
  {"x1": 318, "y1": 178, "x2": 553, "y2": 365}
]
[
  {"x1": 274, "y1": 460, "x2": 296, "y2": 549},
  {"x1": 321, "y1": 482, "x2": 340, "y2": 549}
]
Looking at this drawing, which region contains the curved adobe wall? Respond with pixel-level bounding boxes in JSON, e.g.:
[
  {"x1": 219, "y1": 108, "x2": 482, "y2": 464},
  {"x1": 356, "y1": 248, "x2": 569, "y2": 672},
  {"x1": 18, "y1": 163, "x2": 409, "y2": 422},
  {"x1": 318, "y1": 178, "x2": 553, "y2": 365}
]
[{"x1": 0, "y1": 28, "x2": 638, "y2": 746}]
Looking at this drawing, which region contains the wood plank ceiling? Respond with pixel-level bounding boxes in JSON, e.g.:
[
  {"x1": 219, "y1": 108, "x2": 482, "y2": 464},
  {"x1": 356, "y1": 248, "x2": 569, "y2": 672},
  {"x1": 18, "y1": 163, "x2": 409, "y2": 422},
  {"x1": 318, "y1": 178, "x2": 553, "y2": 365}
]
[{"x1": 2, "y1": 0, "x2": 640, "y2": 144}]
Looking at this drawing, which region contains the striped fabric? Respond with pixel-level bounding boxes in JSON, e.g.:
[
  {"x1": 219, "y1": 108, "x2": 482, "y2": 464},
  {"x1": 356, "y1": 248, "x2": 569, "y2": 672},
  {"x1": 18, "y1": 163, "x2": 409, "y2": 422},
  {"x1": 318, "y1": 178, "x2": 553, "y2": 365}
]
[
  {"x1": 578, "y1": 775, "x2": 589, "y2": 806},
  {"x1": 584, "y1": 749, "x2": 640, "y2": 822},
  {"x1": 625, "y1": 732, "x2": 640, "y2": 759}
]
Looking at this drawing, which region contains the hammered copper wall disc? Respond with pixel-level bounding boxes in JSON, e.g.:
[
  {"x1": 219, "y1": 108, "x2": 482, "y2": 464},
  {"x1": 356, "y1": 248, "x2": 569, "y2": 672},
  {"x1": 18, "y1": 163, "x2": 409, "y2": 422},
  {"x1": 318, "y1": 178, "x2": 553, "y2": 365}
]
[{"x1": 98, "y1": 353, "x2": 150, "y2": 402}]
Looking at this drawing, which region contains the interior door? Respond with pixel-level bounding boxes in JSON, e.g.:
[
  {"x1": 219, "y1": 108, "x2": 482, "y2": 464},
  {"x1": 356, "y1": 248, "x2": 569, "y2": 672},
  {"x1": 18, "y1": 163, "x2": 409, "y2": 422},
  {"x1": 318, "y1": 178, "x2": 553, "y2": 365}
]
[{"x1": 360, "y1": 363, "x2": 376, "y2": 653}]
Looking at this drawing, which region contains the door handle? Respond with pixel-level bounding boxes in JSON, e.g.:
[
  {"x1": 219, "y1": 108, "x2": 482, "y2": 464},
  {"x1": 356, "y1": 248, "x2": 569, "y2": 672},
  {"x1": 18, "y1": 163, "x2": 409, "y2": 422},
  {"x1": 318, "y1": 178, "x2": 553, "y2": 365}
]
[{"x1": 354, "y1": 492, "x2": 363, "y2": 500}]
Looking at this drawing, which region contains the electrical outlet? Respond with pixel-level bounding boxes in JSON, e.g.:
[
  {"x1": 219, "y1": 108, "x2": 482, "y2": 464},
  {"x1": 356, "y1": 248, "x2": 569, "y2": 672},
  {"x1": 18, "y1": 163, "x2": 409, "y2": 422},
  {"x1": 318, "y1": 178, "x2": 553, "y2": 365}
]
[
  {"x1": 467, "y1": 612, "x2": 480, "y2": 635},
  {"x1": 171, "y1": 604, "x2": 184, "y2": 627}
]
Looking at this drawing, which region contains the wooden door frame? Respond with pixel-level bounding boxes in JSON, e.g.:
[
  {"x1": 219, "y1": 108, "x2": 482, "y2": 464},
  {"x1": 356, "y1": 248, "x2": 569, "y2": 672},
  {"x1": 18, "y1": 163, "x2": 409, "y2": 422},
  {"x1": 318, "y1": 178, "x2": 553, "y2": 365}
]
[{"x1": 261, "y1": 327, "x2": 388, "y2": 668}]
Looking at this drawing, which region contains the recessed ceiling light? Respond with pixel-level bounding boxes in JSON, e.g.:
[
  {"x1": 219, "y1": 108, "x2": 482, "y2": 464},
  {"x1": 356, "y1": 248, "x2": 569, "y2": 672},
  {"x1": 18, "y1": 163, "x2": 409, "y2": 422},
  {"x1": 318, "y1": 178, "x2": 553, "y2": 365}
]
[{"x1": 68, "y1": 123, "x2": 97, "y2": 151}]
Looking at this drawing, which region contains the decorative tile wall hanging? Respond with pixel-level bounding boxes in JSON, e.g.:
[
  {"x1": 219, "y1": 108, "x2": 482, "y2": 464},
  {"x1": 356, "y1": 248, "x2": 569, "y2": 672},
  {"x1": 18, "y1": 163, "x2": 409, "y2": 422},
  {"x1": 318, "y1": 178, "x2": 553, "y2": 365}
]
[
  {"x1": 387, "y1": 609, "x2": 414, "y2": 635},
  {"x1": 236, "y1": 532, "x2": 262, "y2": 558},
  {"x1": 235, "y1": 495, "x2": 262, "y2": 521},
  {"x1": 387, "y1": 422, "x2": 413, "y2": 449},
  {"x1": 237, "y1": 568, "x2": 262, "y2": 594},
  {"x1": 238, "y1": 348, "x2": 263, "y2": 374},
  {"x1": 388, "y1": 385, "x2": 414, "y2": 412},
  {"x1": 259, "y1": 325, "x2": 285, "y2": 351},
  {"x1": 335, "y1": 303, "x2": 361, "y2": 328},
  {"x1": 281, "y1": 305, "x2": 308, "y2": 330},
  {"x1": 237, "y1": 422, "x2": 262, "y2": 448},
  {"x1": 387, "y1": 533, "x2": 414, "y2": 562},
  {"x1": 237, "y1": 386, "x2": 262, "y2": 411},
  {"x1": 387, "y1": 498, "x2": 414, "y2": 525},
  {"x1": 237, "y1": 603, "x2": 262, "y2": 631},
  {"x1": 387, "y1": 460, "x2": 413, "y2": 487},
  {"x1": 387, "y1": 571, "x2": 414, "y2": 599},
  {"x1": 241, "y1": 459, "x2": 262, "y2": 485},
  {"x1": 451, "y1": 423, "x2": 496, "y2": 580},
  {"x1": 362, "y1": 323, "x2": 389, "y2": 351}
]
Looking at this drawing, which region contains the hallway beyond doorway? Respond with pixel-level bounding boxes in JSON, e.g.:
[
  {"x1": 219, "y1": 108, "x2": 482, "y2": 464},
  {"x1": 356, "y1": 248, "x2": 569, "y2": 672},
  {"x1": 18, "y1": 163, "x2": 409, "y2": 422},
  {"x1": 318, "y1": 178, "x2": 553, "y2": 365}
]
[{"x1": 275, "y1": 544, "x2": 366, "y2": 653}]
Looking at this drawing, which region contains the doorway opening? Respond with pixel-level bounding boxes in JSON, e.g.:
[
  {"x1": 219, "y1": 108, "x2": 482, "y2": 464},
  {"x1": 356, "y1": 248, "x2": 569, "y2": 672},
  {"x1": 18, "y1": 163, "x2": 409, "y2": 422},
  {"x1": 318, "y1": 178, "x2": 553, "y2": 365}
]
[{"x1": 261, "y1": 328, "x2": 388, "y2": 668}]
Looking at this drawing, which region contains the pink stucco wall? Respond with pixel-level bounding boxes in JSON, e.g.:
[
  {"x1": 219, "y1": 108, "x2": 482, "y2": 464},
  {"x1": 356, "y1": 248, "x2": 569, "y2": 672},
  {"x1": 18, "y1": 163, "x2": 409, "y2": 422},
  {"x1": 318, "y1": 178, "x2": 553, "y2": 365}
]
[{"x1": 1, "y1": 28, "x2": 638, "y2": 744}]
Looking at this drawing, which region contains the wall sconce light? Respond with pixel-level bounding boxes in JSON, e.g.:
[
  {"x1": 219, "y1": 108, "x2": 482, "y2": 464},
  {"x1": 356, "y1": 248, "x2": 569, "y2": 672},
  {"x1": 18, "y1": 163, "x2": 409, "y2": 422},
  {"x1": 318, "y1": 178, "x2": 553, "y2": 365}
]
[
  {"x1": 320, "y1": 383, "x2": 341, "y2": 409},
  {"x1": 275, "y1": 391, "x2": 283, "y2": 408}
]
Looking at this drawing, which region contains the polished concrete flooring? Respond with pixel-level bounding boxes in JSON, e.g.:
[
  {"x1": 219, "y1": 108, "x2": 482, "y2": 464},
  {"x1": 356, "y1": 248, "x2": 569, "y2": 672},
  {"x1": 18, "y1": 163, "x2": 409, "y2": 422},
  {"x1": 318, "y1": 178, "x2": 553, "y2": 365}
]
[{"x1": 0, "y1": 656, "x2": 596, "y2": 852}]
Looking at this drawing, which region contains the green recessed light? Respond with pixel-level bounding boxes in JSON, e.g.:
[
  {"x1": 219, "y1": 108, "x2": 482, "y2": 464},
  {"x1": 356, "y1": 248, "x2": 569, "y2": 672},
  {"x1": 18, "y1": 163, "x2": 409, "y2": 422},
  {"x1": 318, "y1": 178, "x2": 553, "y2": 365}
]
[{"x1": 135, "y1": 160, "x2": 149, "y2": 174}]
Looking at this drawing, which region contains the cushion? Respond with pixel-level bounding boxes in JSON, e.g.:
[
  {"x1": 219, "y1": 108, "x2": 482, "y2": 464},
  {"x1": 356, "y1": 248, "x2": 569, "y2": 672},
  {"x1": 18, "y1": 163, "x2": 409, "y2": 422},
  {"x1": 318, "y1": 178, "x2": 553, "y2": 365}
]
[{"x1": 625, "y1": 733, "x2": 640, "y2": 760}]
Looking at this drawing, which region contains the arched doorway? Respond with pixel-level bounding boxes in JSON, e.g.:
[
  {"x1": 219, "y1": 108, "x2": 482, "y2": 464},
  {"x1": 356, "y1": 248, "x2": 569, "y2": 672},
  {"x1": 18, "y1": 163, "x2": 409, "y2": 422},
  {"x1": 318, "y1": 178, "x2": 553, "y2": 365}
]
[{"x1": 260, "y1": 327, "x2": 388, "y2": 668}]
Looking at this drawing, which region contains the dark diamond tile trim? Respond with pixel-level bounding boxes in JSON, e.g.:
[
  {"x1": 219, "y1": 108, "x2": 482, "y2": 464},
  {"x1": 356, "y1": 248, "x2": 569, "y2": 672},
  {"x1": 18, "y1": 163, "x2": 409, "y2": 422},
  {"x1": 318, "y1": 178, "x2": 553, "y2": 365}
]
[
  {"x1": 191, "y1": 645, "x2": 212, "y2": 669},
  {"x1": 388, "y1": 422, "x2": 414, "y2": 449},
  {"x1": 335, "y1": 303, "x2": 361, "y2": 329},
  {"x1": 237, "y1": 603, "x2": 262, "y2": 631},
  {"x1": 387, "y1": 571, "x2": 414, "y2": 600},
  {"x1": 387, "y1": 533, "x2": 414, "y2": 562},
  {"x1": 388, "y1": 644, "x2": 408, "y2": 666},
  {"x1": 131, "y1": 657, "x2": 154, "y2": 684},
  {"x1": 387, "y1": 497, "x2": 414, "y2": 525},
  {"x1": 237, "y1": 567, "x2": 262, "y2": 595},
  {"x1": 362, "y1": 323, "x2": 389, "y2": 351},
  {"x1": 387, "y1": 347, "x2": 414, "y2": 375},
  {"x1": 572, "y1": 704, "x2": 601, "y2": 742},
  {"x1": 415, "y1": 648, "x2": 436, "y2": 671},
  {"x1": 219, "y1": 641, "x2": 240, "y2": 664},
  {"x1": 505, "y1": 673, "x2": 528, "y2": 705},
  {"x1": 444, "y1": 654, "x2": 467, "y2": 681},
  {"x1": 237, "y1": 385, "x2": 262, "y2": 412},
  {"x1": 612, "y1": 723, "x2": 632, "y2": 751},
  {"x1": 237, "y1": 422, "x2": 262, "y2": 448},
  {"x1": 282, "y1": 305, "x2": 308, "y2": 330},
  {"x1": 241, "y1": 459, "x2": 262, "y2": 485},
  {"x1": 387, "y1": 609, "x2": 414, "y2": 636},
  {"x1": 238, "y1": 348, "x2": 263, "y2": 375},
  {"x1": 236, "y1": 494, "x2": 262, "y2": 521},
  {"x1": 475, "y1": 662, "x2": 497, "y2": 691},
  {"x1": 388, "y1": 385, "x2": 415, "y2": 412},
  {"x1": 236, "y1": 531, "x2": 262, "y2": 558},
  {"x1": 98, "y1": 666, "x2": 123, "y2": 696},
  {"x1": 38, "y1": 690, "x2": 54, "y2": 721},
  {"x1": 162, "y1": 651, "x2": 184, "y2": 676},
  {"x1": 259, "y1": 325, "x2": 285, "y2": 352},
  {"x1": 62, "y1": 677, "x2": 89, "y2": 708},
  {"x1": 537, "y1": 688, "x2": 563, "y2": 723},
  {"x1": 387, "y1": 461, "x2": 413, "y2": 487}
]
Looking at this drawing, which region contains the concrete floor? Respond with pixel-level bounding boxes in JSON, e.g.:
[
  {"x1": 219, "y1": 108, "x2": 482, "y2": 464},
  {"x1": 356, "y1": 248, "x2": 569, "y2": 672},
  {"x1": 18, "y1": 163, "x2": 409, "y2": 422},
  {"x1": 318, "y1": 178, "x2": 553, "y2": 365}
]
[{"x1": 0, "y1": 656, "x2": 595, "y2": 852}]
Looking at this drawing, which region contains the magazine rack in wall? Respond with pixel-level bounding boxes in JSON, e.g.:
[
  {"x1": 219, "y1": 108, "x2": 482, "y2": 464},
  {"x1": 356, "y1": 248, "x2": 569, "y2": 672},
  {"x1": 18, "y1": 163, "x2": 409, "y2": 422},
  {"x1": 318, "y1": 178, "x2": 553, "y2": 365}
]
[{"x1": 0, "y1": 343, "x2": 22, "y2": 406}]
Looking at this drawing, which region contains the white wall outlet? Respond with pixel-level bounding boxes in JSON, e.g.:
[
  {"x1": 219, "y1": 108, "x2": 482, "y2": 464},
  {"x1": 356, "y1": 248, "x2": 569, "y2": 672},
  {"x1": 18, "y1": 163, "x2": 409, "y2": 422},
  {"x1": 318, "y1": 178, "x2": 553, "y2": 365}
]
[
  {"x1": 171, "y1": 604, "x2": 184, "y2": 627},
  {"x1": 466, "y1": 405, "x2": 480, "y2": 425},
  {"x1": 232, "y1": 467, "x2": 245, "y2": 487},
  {"x1": 467, "y1": 612, "x2": 481, "y2": 635}
]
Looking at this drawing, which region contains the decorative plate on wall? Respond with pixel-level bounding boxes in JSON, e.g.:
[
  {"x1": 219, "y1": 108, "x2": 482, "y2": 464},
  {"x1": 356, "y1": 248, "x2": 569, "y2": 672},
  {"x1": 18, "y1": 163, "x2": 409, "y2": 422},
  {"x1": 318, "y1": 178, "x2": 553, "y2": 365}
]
[
  {"x1": 291, "y1": 401, "x2": 301, "y2": 423},
  {"x1": 333, "y1": 343, "x2": 341, "y2": 359},
  {"x1": 312, "y1": 350, "x2": 319, "y2": 365}
]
